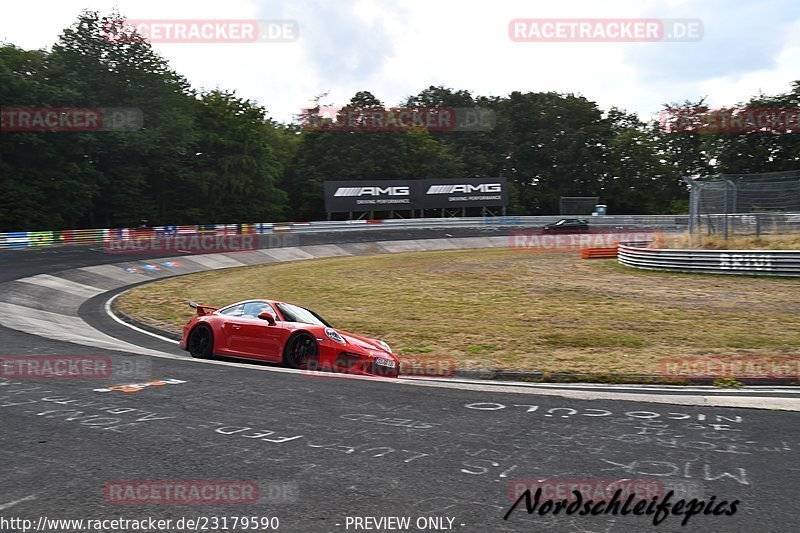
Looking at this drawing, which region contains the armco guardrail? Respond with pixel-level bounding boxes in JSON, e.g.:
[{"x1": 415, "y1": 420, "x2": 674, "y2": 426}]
[
  {"x1": 618, "y1": 243, "x2": 800, "y2": 277},
  {"x1": 0, "y1": 215, "x2": 690, "y2": 250}
]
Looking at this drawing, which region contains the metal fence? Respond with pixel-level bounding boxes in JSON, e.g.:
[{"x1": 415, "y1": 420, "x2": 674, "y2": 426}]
[
  {"x1": 684, "y1": 170, "x2": 800, "y2": 237},
  {"x1": 618, "y1": 243, "x2": 800, "y2": 277},
  {"x1": 0, "y1": 215, "x2": 691, "y2": 250}
]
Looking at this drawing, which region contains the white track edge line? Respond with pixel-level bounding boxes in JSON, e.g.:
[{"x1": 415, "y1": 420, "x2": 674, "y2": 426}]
[{"x1": 105, "y1": 291, "x2": 180, "y2": 345}]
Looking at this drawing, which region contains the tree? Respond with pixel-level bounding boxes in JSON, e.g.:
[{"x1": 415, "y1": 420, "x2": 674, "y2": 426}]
[
  {"x1": 710, "y1": 83, "x2": 800, "y2": 174},
  {"x1": 191, "y1": 90, "x2": 288, "y2": 222},
  {"x1": 403, "y1": 86, "x2": 504, "y2": 180},
  {"x1": 497, "y1": 91, "x2": 610, "y2": 214},
  {"x1": 603, "y1": 108, "x2": 684, "y2": 213},
  {"x1": 653, "y1": 99, "x2": 715, "y2": 179},
  {"x1": 46, "y1": 10, "x2": 200, "y2": 227},
  {"x1": 0, "y1": 44, "x2": 102, "y2": 230}
]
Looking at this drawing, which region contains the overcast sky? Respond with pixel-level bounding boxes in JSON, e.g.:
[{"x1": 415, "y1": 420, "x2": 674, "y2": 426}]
[{"x1": 3, "y1": 0, "x2": 799, "y2": 124}]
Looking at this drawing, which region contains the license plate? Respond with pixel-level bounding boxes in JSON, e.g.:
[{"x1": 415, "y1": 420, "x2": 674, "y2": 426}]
[{"x1": 374, "y1": 358, "x2": 396, "y2": 368}]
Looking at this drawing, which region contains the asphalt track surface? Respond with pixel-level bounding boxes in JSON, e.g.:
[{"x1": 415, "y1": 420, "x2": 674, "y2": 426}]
[{"x1": 0, "y1": 227, "x2": 798, "y2": 533}]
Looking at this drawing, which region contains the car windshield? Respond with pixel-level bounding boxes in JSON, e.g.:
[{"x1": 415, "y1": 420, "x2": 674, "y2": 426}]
[{"x1": 276, "y1": 302, "x2": 330, "y2": 327}]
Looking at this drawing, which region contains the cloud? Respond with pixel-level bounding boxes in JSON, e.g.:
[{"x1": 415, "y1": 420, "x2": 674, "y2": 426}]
[
  {"x1": 255, "y1": 0, "x2": 407, "y2": 84},
  {"x1": 623, "y1": 0, "x2": 800, "y2": 82}
]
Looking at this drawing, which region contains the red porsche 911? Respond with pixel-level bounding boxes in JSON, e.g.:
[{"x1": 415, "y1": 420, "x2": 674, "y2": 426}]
[{"x1": 179, "y1": 299, "x2": 399, "y2": 378}]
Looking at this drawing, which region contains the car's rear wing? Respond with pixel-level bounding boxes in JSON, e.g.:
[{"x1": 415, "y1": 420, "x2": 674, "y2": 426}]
[{"x1": 188, "y1": 301, "x2": 218, "y2": 316}]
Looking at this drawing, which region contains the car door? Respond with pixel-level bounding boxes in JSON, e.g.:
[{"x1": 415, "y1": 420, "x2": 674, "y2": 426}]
[
  {"x1": 226, "y1": 302, "x2": 284, "y2": 361},
  {"x1": 216, "y1": 303, "x2": 245, "y2": 354}
]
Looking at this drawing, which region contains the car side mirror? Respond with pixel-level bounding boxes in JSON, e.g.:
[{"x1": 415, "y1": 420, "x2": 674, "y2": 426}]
[{"x1": 258, "y1": 312, "x2": 276, "y2": 325}]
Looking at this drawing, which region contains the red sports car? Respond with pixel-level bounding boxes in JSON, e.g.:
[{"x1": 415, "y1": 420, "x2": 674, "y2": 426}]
[{"x1": 179, "y1": 299, "x2": 399, "y2": 378}]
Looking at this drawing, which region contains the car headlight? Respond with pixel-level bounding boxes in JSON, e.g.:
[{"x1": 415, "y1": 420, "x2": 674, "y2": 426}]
[
  {"x1": 376, "y1": 340, "x2": 392, "y2": 353},
  {"x1": 325, "y1": 327, "x2": 346, "y2": 345}
]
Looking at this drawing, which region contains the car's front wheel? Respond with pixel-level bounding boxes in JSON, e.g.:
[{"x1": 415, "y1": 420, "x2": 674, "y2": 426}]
[
  {"x1": 188, "y1": 325, "x2": 214, "y2": 359},
  {"x1": 283, "y1": 332, "x2": 318, "y2": 369}
]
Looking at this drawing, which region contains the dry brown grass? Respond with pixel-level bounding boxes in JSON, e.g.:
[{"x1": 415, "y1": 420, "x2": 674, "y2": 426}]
[
  {"x1": 116, "y1": 248, "x2": 800, "y2": 375},
  {"x1": 659, "y1": 231, "x2": 800, "y2": 250}
]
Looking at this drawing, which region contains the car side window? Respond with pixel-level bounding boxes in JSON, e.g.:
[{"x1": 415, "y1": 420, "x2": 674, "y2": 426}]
[
  {"x1": 218, "y1": 304, "x2": 244, "y2": 317},
  {"x1": 242, "y1": 301, "x2": 277, "y2": 319}
]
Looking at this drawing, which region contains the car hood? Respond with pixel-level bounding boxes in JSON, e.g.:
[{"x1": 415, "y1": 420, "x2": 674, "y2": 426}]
[{"x1": 337, "y1": 330, "x2": 392, "y2": 356}]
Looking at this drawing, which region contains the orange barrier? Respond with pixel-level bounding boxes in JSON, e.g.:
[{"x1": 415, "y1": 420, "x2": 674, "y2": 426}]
[{"x1": 581, "y1": 246, "x2": 618, "y2": 259}]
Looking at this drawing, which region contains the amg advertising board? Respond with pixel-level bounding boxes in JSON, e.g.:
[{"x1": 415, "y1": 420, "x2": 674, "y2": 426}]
[
  {"x1": 417, "y1": 177, "x2": 508, "y2": 209},
  {"x1": 324, "y1": 178, "x2": 508, "y2": 213},
  {"x1": 324, "y1": 180, "x2": 413, "y2": 212}
]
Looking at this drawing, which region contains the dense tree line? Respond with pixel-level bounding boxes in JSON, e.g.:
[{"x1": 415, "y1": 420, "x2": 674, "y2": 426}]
[{"x1": 1, "y1": 11, "x2": 798, "y2": 231}]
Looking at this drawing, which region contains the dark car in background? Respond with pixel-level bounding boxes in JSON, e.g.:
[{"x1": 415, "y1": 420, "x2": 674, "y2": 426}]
[{"x1": 542, "y1": 218, "x2": 590, "y2": 231}]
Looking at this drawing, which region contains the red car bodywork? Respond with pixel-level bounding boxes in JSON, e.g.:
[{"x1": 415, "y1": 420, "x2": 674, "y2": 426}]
[{"x1": 179, "y1": 299, "x2": 399, "y2": 378}]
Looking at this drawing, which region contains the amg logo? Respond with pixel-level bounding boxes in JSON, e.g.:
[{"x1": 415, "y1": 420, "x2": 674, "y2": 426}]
[
  {"x1": 334, "y1": 186, "x2": 410, "y2": 197},
  {"x1": 427, "y1": 183, "x2": 502, "y2": 194}
]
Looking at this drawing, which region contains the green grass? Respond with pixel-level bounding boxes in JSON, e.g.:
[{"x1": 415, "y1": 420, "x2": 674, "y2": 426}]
[
  {"x1": 465, "y1": 344, "x2": 498, "y2": 354},
  {"x1": 116, "y1": 248, "x2": 800, "y2": 375},
  {"x1": 400, "y1": 347, "x2": 435, "y2": 354},
  {"x1": 714, "y1": 377, "x2": 744, "y2": 388}
]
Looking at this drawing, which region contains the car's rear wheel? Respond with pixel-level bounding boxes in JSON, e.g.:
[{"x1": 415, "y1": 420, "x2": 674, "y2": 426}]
[
  {"x1": 283, "y1": 332, "x2": 318, "y2": 369},
  {"x1": 188, "y1": 325, "x2": 214, "y2": 359}
]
